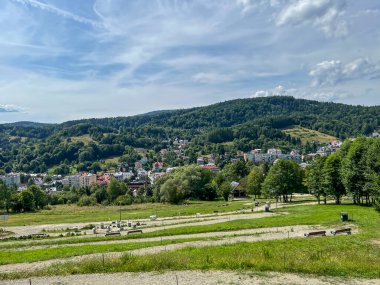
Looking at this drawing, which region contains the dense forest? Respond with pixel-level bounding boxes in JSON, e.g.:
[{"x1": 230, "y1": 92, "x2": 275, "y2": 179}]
[{"x1": 1, "y1": 96, "x2": 380, "y2": 173}]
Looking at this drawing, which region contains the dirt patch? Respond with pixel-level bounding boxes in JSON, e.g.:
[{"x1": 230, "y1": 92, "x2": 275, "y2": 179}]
[{"x1": 1, "y1": 270, "x2": 379, "y2": 285}]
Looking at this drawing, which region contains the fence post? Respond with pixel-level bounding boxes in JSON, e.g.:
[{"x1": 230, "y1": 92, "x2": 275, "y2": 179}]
[{"x1": 175, "y1": 274, "x2": 179, "y2": 285}]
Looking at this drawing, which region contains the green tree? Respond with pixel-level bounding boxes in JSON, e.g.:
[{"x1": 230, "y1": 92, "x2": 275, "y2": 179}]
[
  {"x1": 0, "y1": 181, "x2": 14, "y2": 213},
  {"x1": 365, "y1": 138, "x2": 380, "y2": 204},
  {"x1": 246, "y1": 165, "x2": 265, "y2": 198},
  {"x1": 107, "y1": 178, "x2": 124, "y2": 202},
  {"x1": 160, "y1": 177, "x2": 188, "y2": 204},
  {"x1": 218, "y1": 181, "x2": 232, "y2": 201},
  {"x1": 262, "y1": 159, "x2": 303, "y2": 202},
  {"x1": 19, "y1": 190, "x2": 36, "y2": 212},
  {"x1": 306, "y1": 156, "x2": 327, "y2": 204},
  {"x1": 323, "y1": 153, "x2": 345, "y2": 204},
  {"x1": 341, "y1": 137, "x2": 369, "y2": 204},
  {"x1": 28, "y1": 185, "x2": 47, "y2": 209}
]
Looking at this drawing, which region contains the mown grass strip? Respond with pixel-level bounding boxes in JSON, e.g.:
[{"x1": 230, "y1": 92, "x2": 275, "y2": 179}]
[
  {"x1": 0, "y1": 237, "x2": 206, "y2": 265},
  {"x1": 1, "y1": 234, "x2": 379, "y2": 280}
]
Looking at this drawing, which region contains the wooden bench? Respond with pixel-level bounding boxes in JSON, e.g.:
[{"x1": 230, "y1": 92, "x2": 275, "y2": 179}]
[
  {"x1": 127, "y1": 229, "x2": 143, "y2": 235},
  {"x1": 304, "y1": 231, "x2": 326, "y2": 237},
  {"x1": 31, "y1": 233, "x2": 49, "y2": 238},
  {"x1": 105, "y1": 232, "x2": 121, "y2": 237},
  {"x1": 331, "y1": 228, "x2": 351, "y2": 236}
]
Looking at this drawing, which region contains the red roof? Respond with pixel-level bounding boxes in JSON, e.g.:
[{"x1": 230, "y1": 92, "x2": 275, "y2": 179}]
[{"x1": 201, "y1": 165, "x2": 218, "y2": 169}]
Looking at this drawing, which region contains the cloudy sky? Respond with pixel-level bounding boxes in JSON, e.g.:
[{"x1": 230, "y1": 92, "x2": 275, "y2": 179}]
[{"x1": 0, "y1": 0, "x2": 379, "y2": 123}]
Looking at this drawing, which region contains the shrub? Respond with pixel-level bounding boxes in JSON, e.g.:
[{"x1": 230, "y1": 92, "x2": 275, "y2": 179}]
[{"x1": 77, "y1": 195, "x2": 97, "y2": 207}]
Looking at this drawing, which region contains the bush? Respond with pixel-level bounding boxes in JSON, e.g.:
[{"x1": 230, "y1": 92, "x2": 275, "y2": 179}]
[
  {"x1": 77, "y1": 195, "x2": 97, "y2": 207},
  {"x1": 375, "y1": 197, "x2": 380, "y2": 212},
  {"x1": 115, "y1": 194, "x2": 133, "y2": 205}
]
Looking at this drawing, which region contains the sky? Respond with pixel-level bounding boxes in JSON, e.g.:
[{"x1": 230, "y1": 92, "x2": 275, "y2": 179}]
[{"x1": 0, "y1": 0, "x2": 379, "y2": 123}]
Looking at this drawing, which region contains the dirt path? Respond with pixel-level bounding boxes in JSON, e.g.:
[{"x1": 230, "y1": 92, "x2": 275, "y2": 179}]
[
  {"x1": 1, "y1": 270, "x2": 378, "y2": 285},
  {"x1": 2, "y1": 199, "x2": 313, "y2": 239},
  {"x1": 0, "y1": 225, "x2": 356, "y2": 273},
  {"x1": 0, "y1": 211, "x2": 280, "y2": 247},
  {"x1": 5, "y1": 225, "x2": 319, "y2": 251}
]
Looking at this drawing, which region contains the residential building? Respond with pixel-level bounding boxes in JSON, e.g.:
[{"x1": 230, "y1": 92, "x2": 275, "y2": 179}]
[
  {"x1": 196, "y1": 157, "x2": 205, "y2": 165},
  {"x1": 247, "y1": 149, "x2": 302, "y2": 164},
  {"x1": 80, "y1": 173, "x2": 97, "y2": 188},
  {"x1": 113, "y1": 171, "x2": 134, "y2": 181},
  {"x1": 1, "y1": 173, "x2": 21, "y2": 187},
  {"x1": 64, "y1": 175, "x2": 80, "y2": 188},
  {"x1": 152, "y1": 162, "x2": 164, "y2": 171},
  {"x1": 200, "y1": 164, "x2": 220, "y2": 173}
]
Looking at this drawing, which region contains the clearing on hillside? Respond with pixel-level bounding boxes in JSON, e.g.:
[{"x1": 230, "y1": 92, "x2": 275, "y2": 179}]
[
  {"x1": 283, "y1": 126, "x2": 337, "y2": 144},
  {"x1": 67, "y1": 135, "x2": 96, "y2": 145}
]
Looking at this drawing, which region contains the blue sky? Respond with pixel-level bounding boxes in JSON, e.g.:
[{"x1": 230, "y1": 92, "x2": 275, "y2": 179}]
[{"x1": 0, "y1": 0, "x2": 380, "y2": 123}]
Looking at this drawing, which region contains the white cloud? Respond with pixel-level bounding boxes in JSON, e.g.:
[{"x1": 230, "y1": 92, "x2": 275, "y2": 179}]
[
  {"x1": 252, "y1": 85, "x2": 287, "y2": 97},
  {"x1": 192, "y1": 72, "x2": 233, "y2": 84},
  {"x1": 310, "y1": 58, "x2": 380, "y2": 86},
  {"x1": 252, "y1": 85, "x2": 354, "y2": 102},
  {"x1": 0, "y1": 104, "x2": 22, "y2": 112},
  {"x1": 11, "y1": 0, "x2": 102, "y2": 28},
  {"x1": 277, "y1": 0, "x2": 347, "y2": 37}
]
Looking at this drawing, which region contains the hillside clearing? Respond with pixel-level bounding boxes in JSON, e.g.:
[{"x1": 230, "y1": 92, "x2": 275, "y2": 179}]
[{"x1": 283, "y1": 126, "x2": 337, "y2": 144}]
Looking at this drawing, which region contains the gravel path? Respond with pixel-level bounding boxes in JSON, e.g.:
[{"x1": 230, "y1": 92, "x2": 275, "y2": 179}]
[
  {"x1": 0, "y1": 211, "x2": 279, "y2": 247},
  {"x1": 5, "y1": 224, "x2": 319, "y2": 251},
  {"x1": 1, "y1": 270, "x2": 379, "y2": 285},
  {"x1": 0, "y1": 225, "x2": 355, "y2": 273}
]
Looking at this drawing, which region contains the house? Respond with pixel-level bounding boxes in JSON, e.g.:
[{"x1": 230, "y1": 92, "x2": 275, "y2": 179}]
[
  {"x1": 152, "y1": 162, "x2": 164, "y2": 171},
  {"x1": 267, "y1": 148, "x2": 282, "y2": 155},
  {"x1": 372, "y1": 131, "x2": 380, "y2": 138},
  {"x1": 80, "y1": 173, "x2": 97, "y2": 188},
  {"x1": 128, "y1": 180, "x2": 148, "y2": 191},
  {"x1": 134, "y1": 161, "x2": 143, "y2": 170},
  {"x1": 329, "y1": 141, "x2": 342, "y2": 148},
  {"x1": 97, "y1": 174, "x2": 111, "y2": 186},
  {"x1": 63, "y1": 175, "x2": 80, "y2": 188},
  {"x1": 196, "y1": 157, "x2": 205, "y2": 165},
  {"x1": 113, "y1": 171, "x2": 134, "y2": 181},
  {"x1": 200, "y1": 164, "x2": 220, "y2": 173},
  {"x1": 1, "y1": 173, "x2": 21, "y2": 187}
]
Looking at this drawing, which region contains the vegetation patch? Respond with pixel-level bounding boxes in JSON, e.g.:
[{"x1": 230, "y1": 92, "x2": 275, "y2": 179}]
[{"x1": 283, "y1": 126, "x2": 337, "y2": 144}]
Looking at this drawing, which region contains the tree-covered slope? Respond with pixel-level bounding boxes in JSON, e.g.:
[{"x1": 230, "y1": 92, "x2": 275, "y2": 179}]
[{"x1": 0, "y1": 96, "x2": 379, "y2": 173}]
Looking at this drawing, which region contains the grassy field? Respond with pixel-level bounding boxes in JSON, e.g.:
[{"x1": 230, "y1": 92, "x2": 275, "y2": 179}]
[
  {"x1": 68, "y1": 135, "x2": 95, "y2": 145},
  {"x1": 283, "y1": 126, "x2": 337, "y2": 144},
  {"x1": 1, "y1": 204, "x2": 379, "y2": 280},
  {"x1": 0, "y1": 237, "x2": 206, "y2": 265},
  {"x1": 104, "y1": 156, "x2": 121, "y2": 164},
  {"x1": 0, "y1": 200, "x2": 256, "y2": 227},
  {"x1": 0, "y1": 204, "x2": 360, "y2": 250}
]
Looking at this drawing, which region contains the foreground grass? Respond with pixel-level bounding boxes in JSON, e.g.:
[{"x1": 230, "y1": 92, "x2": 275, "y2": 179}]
[
  {"x1": 0, "y1": 204, "x2": 379, "y2": 280},
  {"x1": 0, "y1": 237, "x2": 207, "y2": 265},
  {"x1": 1, "y1": 232, "x2": 379, "y2": 280}
]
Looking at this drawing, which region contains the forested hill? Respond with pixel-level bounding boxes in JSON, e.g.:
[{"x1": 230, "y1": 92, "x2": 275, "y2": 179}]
[
  {"x1": 1, "y1": 96, "x2": 380, "y2": 173},
  {"x1": 58, "y1": 96, "x2": 379, "y2": 137}
]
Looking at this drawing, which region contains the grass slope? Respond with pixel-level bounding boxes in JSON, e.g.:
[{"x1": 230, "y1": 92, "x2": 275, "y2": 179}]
[{"x1": 283, "y1": 126, "x2": 337, "y2": 144}]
